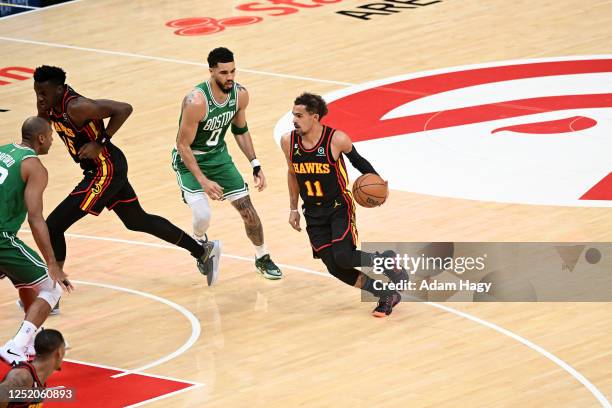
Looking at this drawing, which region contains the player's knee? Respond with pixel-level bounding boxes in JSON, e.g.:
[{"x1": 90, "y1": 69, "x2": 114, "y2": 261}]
[
  {"x1": 186, "y1": 193, "x2": 212, "y2": 234},
  {"x1": 333, "y1": 250, "x2": 353, "y2": 270},
  {"x1": 122, "y1": 216, "x2": 145, "y2": 232},
  {"x1": 329, "y1": 268, "x2": 359, "y2": 286},
  {"x1": 37, "y1": 278, "x2": 62, "y2": 309}
]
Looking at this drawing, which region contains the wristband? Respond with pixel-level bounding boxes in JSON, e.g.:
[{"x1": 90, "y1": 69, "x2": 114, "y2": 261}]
[
  {"x1": 251, "y1": 158, "x2": 261, "y2": 176},
  {"x1": 290, "y1": 209, "x2": 299, "y2": 213},
  {"x1": 96, "y1": 131, "x2": 111, "y2": 145}
]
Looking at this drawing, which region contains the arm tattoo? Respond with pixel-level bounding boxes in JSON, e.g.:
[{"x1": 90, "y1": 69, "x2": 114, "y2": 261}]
[{"x1": 231, "y1": 196, "x2": 264, "y2": 246}]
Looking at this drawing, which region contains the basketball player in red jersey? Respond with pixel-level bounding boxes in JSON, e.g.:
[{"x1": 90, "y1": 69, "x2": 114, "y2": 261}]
[
  {"x1": 280, "y1": 93, "x2": 408, "y2": 317},
  {"x1": 33, "y1": 66, "x2": 221, "y2": 287},
  {"x1": 0, "y1": 329, "x2": 66, "y2": 408}
]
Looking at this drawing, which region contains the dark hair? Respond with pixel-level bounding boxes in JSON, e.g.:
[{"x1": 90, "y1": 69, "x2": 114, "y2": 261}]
[
  {"x1": 34, "y1": 329, "x2": 65, "y2": 357},
  {"x1": 207, "y1": 47, "x2": 234, "y2": 68},
  {"x1": 33, "y1": 65, "x2": 66, "y2": 86},
  {"x1": 294, "y1": 92, "x2": 328, "y2": 118}
]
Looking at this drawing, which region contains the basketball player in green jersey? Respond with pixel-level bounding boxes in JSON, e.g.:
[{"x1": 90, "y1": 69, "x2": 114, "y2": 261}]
[
  {"x1": 0, "y1": 117, "x2": 72, "y2": 365},
  {"x1": 172, "y1": 47, "x2": 282, "y2": 279}
]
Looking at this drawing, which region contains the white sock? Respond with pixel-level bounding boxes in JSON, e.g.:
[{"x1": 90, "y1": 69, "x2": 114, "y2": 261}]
[
  {"x1": 26, "y1": 327, "x2": 43, "y2": 349},
  {"x1": 13, "y1": 320, "x2": 37, "y2": 349},
  {"x1": 255, "y1": 244, "x2": 269, "y2": 259}
]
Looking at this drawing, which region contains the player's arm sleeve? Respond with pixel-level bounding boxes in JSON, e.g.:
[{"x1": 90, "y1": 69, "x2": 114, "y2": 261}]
[{"x1": 345, "y1": 146, "x2": 378, "y2": 175}]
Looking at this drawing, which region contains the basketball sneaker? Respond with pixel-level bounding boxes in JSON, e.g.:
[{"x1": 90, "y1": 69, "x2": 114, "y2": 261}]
[
  {"x1": 0, "y1": 339, "x2": 27, "y2": 365},
  {"x1": 378, "y1": 250, "x2": 410, "y2": 286},
  {"x1": 25, "y1": 329, "x2": 71, "y2": 358},
  {"x1": 17, "y1": 299, "x2": 60, "y2": 315},
  {"x1": 372, "y1": 292, "x2": 401, "y2": 318},
  {"x1": 255, "y1": 254, "x2": 282, "y2": 280},
  {"x1": 196, "y1": 237, "x2": 222, "y2": 286}
]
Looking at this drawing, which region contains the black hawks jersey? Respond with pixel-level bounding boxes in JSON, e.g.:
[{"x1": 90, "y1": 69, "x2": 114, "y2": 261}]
[
  {"x1": 290, "y1": 125, "x2": 352, "y2": 207},
  {"x1": 47, "y1": 85, "x2": 116, "y2": 171},
  {"x1": 6, "y1": 361, "x2": 45, "y2": 408}
]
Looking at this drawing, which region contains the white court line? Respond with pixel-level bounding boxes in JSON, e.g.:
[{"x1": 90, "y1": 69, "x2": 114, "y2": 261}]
[
  {"x1": 0, "y1": 0, "x2": 83, "y2": 20},
  {"x1": 18, "y1": 229, "x2": 330, "y2": 278},
  {"x1": 18, "y1": 229, "x2": 611, "y2": 407},
  {"x1": 65, "y1": 279, "x2": 201, "y2": 379},
  {"x1": 0, "y1": 36, "x2": 353, "y2": 86},
  {"x1": 65, "y1": 358, "x2": 204, "y2": 386},
  {"x1": 64, "y1": 358, "x2": 204, "y2": 408}
]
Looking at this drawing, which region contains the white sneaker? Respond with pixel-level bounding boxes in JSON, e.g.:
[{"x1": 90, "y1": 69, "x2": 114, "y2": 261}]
[
  {"x1": 25, "y1": 330, "x2": 70, "y2": 357},
  {"x1": 0, "y1": 340, "x2": 27, "y2": 365}
]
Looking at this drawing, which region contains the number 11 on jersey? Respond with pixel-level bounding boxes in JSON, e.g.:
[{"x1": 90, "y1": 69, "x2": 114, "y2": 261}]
[{"x1": 305, "y1": 180, "x2": 323, "y2": 197}]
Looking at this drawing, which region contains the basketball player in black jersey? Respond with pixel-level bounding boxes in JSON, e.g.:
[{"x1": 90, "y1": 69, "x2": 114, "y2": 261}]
[
  {"x1": 0, "y1": 329, "x2": 66, "y2": 408},
  {"x1": 280, "y1": 93, "x2": 408, "y2": 317},
  {"x1": 33, "y1": 66, "x2": 221, "y2": 288}
]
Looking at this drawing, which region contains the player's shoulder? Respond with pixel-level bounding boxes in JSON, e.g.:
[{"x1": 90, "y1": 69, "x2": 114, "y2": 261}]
[
  {"x1": 3, "y1": 366, "x2": 32, "y2": 386},
  {"x1": 330, "y1": 128, "x2": 350, "y2": 142},
  {"x1": 280, "y1": 131, "x2": 293, "y2": 150},
  {"x1": 235, "y1": 82, "x2": 247, "y2": 94},
  {"x1": 185, "y1": 87, "x2": 207, "y2": 106}
]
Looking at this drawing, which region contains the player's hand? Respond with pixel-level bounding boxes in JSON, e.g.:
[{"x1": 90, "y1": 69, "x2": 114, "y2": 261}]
[
  {"x1": 201, "y1": 179, "x2": 224, "y2": 200},
  {"x1": 254, "y1": 168, "x2": 267, "y2": 192},
  {"x1": 78, "y1": 142, "x2": 103, "y2": 160},
  {"x1": 47, "y1": 263, "x2": 74, "y2": 293},
  {"x1": 289, "y1": 210, "x2": 301, "y2": 232}
]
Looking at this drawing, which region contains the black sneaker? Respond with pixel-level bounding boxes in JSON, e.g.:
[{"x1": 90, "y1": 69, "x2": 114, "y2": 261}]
[
  {"x1": 197, "y1": 240, "x2": 222, "y2": 286},
  {"x1": 255, "y1": 254, "x2": 282, "y2": 280},
  {"x1": 372, "y1": 292, "x2": 401, "y2": 318},
  {"x1": 378, "y1": 250, "x2": 409, "y2": 286}
]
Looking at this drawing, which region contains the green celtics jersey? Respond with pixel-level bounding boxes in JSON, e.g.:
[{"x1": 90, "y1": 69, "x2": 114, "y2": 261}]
[
  {"x1": 181, "y1": 80, "x2": 239, "y2": 154},
  {"x1": 0, "y1": 144, "x2": 37, "y2": 233}
]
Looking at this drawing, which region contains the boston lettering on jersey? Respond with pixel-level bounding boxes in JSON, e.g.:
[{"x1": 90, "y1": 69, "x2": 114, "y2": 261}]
[{"x1": 180, "y1": 80, "x2": 239, "y2": 153}]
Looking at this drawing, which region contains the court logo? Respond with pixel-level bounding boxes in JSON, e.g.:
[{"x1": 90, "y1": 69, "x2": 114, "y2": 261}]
[
  {"x1": 0, "y1": 66, "x2": 33, "y2": 86},
  {"x1": 165, "y1": 0, "x2": 343, "y2": 36},
  {"x1": 274, "y1": 56, "x2": 612, "y2": 207}
]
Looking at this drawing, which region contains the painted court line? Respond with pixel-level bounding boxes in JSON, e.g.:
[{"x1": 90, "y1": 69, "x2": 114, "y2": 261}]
[
  {"x1": 65, "y1": 358, "x2": 204, "y2": 408},
  {"x1": 18, "y1": 229, "x2": 611, "y2": 407},
  {"x1": 0, "y1": 36, "x2": 353, "y2": 86},
  {"x1": 67, "y1": 279, "x2": 201, "y2": 379}
]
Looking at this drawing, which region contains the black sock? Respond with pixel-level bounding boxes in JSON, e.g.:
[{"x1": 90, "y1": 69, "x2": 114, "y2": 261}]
[{"x1": 176, "y1": 232, "x2": 205, "y2": 258}]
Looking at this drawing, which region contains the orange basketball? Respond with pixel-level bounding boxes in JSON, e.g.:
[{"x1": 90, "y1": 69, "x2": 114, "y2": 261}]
[{"x1": 352, "y1": 173, "x2": 388, "y2": 208}]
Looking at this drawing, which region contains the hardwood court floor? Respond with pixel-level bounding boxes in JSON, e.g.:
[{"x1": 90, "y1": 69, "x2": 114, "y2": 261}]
[{"x1": 1, "y1": 0, "x2": 611, "y2": 406}]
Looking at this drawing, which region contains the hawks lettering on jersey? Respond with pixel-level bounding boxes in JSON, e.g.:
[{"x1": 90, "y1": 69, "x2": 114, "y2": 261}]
[
  {"x1": 47, "y1": 86, "x2": 111, "y2": 171},
  {"x1": 290, "y1": 126, "x2": 352, "y2": 206}
]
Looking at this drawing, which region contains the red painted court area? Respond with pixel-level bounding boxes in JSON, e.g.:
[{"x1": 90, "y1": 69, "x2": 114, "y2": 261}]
[{"x1": 0, "y1": 360, "x2": 199, "y2": 407}]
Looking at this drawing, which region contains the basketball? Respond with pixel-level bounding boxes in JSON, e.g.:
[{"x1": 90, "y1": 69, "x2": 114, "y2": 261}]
[{"x1": 352, "y1": 173, "x2": 388, "y2": 208}]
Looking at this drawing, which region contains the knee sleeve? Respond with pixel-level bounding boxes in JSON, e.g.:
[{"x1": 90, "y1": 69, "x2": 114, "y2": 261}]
[
  {"x1": 36, "y1": 278, "x2": 62, "y2": 309},
  {"x1": 319, "y1": 248, "x2": 359, "y2": 286},
  {"x1": 184, "y1": 191, "x2": 211, "y2": 237},
  {"x1": 333, "y1": 250, "x2": 353, "y2": 271}
]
